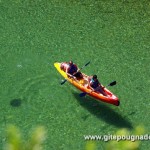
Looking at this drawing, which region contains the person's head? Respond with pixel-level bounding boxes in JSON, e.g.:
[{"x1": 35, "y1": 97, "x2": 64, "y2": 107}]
[
  {"x1": 69, "y1": 60, "x2": 73, "y2": 66},
  {"x1": 93, "y1": 75, "x2": 97, "y2": 81}
]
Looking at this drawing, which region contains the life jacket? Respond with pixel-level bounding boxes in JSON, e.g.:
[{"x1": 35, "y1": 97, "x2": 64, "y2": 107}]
[{"x1": 89, "y1": 78, "x2": 99, "y2": 88}]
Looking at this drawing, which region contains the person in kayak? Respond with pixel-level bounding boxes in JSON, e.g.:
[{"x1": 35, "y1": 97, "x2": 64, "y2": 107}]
[
  {"x1": 88, "y1": 75, "x2": 107, "y2": 96},
  {"x1": 61, "y1": 61, "x2": 83, "y2": 79}
]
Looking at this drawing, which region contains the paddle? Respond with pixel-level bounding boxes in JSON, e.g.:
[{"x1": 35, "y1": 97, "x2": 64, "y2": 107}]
[
  {"x1": 61, "y1": 61, "x2": 90, "y2": 85},
  {"x1": 79, "y1": 80, "x2": 117, "y2": 97}
]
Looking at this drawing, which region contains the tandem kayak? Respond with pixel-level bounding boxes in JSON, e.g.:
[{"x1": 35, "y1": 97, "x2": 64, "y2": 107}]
[{"x1": 54, "y1": 62, "x2": 120, "y2": 106}]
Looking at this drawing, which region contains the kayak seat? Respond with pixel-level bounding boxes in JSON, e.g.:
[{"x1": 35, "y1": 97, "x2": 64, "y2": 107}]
[{"x1": 79, "y1": 78, "x2": 88, "y2": 87}]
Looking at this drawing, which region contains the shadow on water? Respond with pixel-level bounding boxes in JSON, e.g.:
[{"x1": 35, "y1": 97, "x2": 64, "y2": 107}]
[
  {"x1": 73, "y1": 93, "x2": 133, "y2": 129},
  {"x1": 10, "y1": 99, "x2": 22, "y2": 107}
]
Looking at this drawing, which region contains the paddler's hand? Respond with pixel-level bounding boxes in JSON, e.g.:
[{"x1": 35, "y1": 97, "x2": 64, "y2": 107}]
[
  {"x1": 69, "y1": 74, "x2": 74, "y2": 78},
  {"x1": 91, "y1": 88, "x2": 95, "y2": 92},
  {"x1": 77, "y1": 69, "x2": 80, "y2": 72},
  {"x1": 102, "y1": 86, "x2": 105, "y2": 90}
]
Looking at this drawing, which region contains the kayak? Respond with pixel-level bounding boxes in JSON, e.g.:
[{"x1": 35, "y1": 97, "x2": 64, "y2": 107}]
[{"x1": 54, "y1": 62, "x2": 120, "y2": 106}]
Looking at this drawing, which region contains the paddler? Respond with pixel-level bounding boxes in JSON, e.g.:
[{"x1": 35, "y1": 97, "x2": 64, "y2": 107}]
[
  {"x1": 61, "y1": 61, "x2": 83, "y2": 79},
  {"x1": 88, "y1": 75, "x2": 107, "y2": 96}
]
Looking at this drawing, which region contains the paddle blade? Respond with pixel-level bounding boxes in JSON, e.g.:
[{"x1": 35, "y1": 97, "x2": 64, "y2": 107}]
[
  {"x1": 85, "y1": 61, "x2": 90, "y2": 66},
  {"x1": 61, "y1": 79, "x2": 67, "y2": 85},
  {"x1": 80, "y1": 61, "x2": 90, "y2": 70},
  {"x1": 108, "y1": 81, "x2": 116, "y2": 86},
  {"x1": 79, "y1": 92, "x2": 87, "y2": 97}
]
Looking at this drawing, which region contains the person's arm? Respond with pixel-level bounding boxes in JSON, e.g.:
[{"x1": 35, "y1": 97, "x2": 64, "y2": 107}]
[
  {"x1": 66, "y1": 72, "x2": 74, "y2": 78},
  {"x1": 66, "y1": 66, "x2": 72, "y2": 77},
  {"x1": 98, "y1": 81, "x2": 105, "y2": 90},
  {"x1": 88, "y1": 77, "x2": 95, "y2": 91},
  {"x1": 66, "y1": 66, "x2": 69, "y2": 74},
  {"x1": 89, "y1": 85, "x2": 95, "y2": 91},
  {"x1": 76, "y1": 64, "x2": 80, "y2": 72}
]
